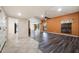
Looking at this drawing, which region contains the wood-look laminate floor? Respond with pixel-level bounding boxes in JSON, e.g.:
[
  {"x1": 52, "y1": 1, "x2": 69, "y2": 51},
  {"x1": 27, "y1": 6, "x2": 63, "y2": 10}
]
[{"x1": 33, "y1": 32, "x2": 79, "y2": 53}]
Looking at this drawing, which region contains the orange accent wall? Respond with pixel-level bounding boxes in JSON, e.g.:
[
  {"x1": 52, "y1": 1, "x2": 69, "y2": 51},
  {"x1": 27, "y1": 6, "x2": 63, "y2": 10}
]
[{"x1": 41, "y1": 12, "x2": 79, "y2": 36}]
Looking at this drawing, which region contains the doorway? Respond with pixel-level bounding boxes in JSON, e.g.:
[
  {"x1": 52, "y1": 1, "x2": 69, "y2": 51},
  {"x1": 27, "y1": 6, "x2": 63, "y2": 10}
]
[{"x1": 29, "y1": 17, "x2": 40, "y2": 39}]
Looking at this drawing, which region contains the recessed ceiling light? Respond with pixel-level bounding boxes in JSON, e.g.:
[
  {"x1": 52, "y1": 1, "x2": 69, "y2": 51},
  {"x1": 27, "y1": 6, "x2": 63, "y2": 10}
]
[
  {"x1": 41, "y1": 15, "x2": 44, "y2": 18},
  {"x1": 18, "y1": 12, "x2": 22, "y2": 16},
  {"x1": 58, "y1": 8, "x2": 62, "y2": 12}
]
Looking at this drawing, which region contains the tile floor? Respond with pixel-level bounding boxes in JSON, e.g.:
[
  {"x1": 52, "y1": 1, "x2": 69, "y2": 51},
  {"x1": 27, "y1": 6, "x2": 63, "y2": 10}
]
[{"x1": 2, "y1": 36, "x2": 42, "y2": 53}]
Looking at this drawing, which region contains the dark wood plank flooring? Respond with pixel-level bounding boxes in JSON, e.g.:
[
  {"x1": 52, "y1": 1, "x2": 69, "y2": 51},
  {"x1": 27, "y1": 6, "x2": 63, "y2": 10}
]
[
  {"x1": 32, "y1": 32, "x2": 79, "y2": 53},
  {"x1": 39, "y1": 32, "x2": 79, "y2": 53}
]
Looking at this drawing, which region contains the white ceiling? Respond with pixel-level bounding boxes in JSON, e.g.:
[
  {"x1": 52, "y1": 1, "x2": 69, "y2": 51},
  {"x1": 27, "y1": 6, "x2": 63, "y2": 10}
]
[{"x1": 2, "y1": 6, "x2": 79, "y2": 19}]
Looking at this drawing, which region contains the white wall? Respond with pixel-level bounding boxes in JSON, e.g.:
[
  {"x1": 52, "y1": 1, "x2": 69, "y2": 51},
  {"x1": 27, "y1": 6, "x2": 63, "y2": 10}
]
[
  {"x1": 18, "y1": 19, "x2": 28, "y2": 39},
  {"x1": 0, "y1": 7, "x2": 7, "y2": 51}
]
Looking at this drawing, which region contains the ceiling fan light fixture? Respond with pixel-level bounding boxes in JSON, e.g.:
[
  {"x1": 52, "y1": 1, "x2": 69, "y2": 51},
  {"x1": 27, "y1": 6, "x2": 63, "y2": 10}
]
[
  {"x1": 18, "y1": 12, "x2": 22, "y2": 16},
  {"x1": 58, "y1": 8, "x2": 62, "y2": 12}
]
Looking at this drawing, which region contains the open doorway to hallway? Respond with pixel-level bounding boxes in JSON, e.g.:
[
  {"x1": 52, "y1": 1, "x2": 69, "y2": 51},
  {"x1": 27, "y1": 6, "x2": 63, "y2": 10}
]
[{"x1": 29, "y1": 17, "x2": 40, "y2": 39}]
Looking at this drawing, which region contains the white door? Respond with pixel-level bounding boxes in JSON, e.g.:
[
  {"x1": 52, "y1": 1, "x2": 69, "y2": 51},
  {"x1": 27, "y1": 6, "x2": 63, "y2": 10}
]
[{"x1": 8, "y1": 17, "x2": 18, "y2": 40}]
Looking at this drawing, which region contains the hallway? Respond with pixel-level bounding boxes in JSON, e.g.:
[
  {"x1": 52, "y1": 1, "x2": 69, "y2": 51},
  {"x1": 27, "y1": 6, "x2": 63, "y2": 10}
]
[{"x1": 2, "y1": 37, "x2": 41, "y2": 53}]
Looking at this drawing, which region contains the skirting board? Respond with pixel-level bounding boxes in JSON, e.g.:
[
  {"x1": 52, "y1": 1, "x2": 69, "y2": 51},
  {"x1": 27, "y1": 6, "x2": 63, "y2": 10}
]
[{"x1": 0, "y1": 41, "x2": 6, "y2": 53}]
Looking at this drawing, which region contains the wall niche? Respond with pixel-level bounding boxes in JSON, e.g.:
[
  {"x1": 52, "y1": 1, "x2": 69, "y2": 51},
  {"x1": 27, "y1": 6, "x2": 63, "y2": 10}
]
[{"x1": 61, "y1": 19, "x2": 73, "y2": 34}]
